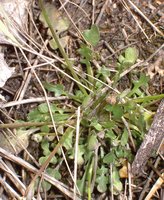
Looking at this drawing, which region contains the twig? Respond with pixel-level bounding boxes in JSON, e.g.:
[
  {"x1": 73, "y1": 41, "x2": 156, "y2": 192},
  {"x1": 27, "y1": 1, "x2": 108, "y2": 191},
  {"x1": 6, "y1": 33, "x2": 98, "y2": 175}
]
[
  {"x1": 1, "y1": 96, "x2": 69, "y2": 108},
  {"x1": 73, "y1": 107, "x2": 81, "y2": 199},
  {"x1": 0, "y1": 147, "x2": 80, "y2": 200},
  {"x1": 0, "y1": 120, "x2": 75, "y2": 129},
  {"x1": 95, "y1": 0, "x2": 109, "y2": 25},
  {"x1": 127, "y1": 0, "x2": 164, "y2": 37},
  {"x1": 132, "y1": 99, "x2": 164, "y2": 175}
]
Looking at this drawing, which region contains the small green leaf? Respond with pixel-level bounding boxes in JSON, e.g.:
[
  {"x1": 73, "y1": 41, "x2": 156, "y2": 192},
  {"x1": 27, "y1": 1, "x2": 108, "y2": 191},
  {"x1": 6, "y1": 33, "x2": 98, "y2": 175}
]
[
  {"x1": 105, "y1": 104, "x2": 123, "y2": 119},
  {"x1": 127, "y1": 73, "x2": 149, "y2": 97},
  {"x1": 38, "y1": 103, "x2": 49, "y2": 113},
  {"x1": 121, "y1": 129, "x2": 128, "y2": 146},
  {"x1": 87, "y1": 133, "x2": 98, "y2": 151},
  {"x1": 90, "y1": 120, "x2": 102, "y2": 131},
  {"x1": 82, "y1": 25, "x2": 100, "y2": 46},
  {"x1": 96, "y1": 166, "x2": 109, "y2": 193},
  {"x1": 103, "y1": 151, "x2": 116, "y2": 164},
  {"x1": 43, "y1": 82, "x2": 66, "y2": 97},
  {"x1": 28, "y1": 108, "x2": 43, "y2": 122},
  {"x1": 78, "y1": 44, "x2": 92, "y2": 61},
  {"x1": 118, "y1": 54, "x2": 125, "y2": 64},
  {"x1": 112, "y1": 105, "x2": 124, "y2": 119},
  {"x1": 106, "y1": 130, "x2": 116, "y2": 140},
  {"x1": 112, "y1": 167, "x2": 123, "y2": 195},
  {"x1": 124, "y1": 47, "x2": 139, "y2": 65},
  {"x1": 39, "y1": 155, "x2": 57, "y2": 165},
  {"x1": 41, "y1": 140, "x2": 50, "y2": 156},
  {"x1": 40, "y1": 125, "x2": 50, "y2": 133},
  {"x1": 41, "y1": 167, "x2": 61, "y2": 191},
  {"x1": 69, "y1": 145, "x2": 85, "y2": 165},
  {"x1": 62, "y1": 127, "x2": 73, "y2": 150}
]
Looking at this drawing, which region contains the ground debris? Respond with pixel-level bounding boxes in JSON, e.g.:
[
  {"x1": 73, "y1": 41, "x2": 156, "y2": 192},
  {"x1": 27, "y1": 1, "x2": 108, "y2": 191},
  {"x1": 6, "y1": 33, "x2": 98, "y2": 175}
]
[{"x1": 132, "y1": 99, "x2": 164, "y2": 175}]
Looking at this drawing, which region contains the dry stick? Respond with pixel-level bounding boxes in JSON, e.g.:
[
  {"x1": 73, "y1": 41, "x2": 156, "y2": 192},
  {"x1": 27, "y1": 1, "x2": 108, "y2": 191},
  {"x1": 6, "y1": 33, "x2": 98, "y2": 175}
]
[
  {"x1": 128, "y1": 0, "x2": 164, "y2": 37},
  {"x1": 2, "y1": 96, "x2": 69, "y2": 108},
  {"x1": 0, "y1": 158, "x2": 26, "y2": 196},
  {"x1": 132, "y1": 99, "x2": 164, "y2": 175},
  {"x1": 121, "y1": 0, "x2": 149, "y2": 40},
  {"x1": 128, "y1": 162, "x2": 132, "y2": 200},
  {"x1": 73, "y1": 107, "x2": 81, "y2": 200},
  {"x1": 145, "y1": 173, "x2": 164, "y2": 200},
  {"x1": 15, "y1": 40, "x2": 49, "y2": 105},
  {"x1": 0, "y1": 174, "x2": 21, "y2": 199},
  {"x1": 0, "y1": 147, "x2": 80, "y2": 200},
  {"x1": 92, "y1": 0, "x2": 95, "y2": 25},
  {"x1": 95, "y1": 0, "x2": 109, "y2": 25}
]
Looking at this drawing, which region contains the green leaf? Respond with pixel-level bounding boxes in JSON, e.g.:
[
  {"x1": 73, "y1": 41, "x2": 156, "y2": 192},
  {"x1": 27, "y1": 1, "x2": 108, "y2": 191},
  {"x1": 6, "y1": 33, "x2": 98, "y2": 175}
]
[
  {"x1": 106, "y1": 130, "x2": 116, "y2": 140},
  {"x1": 103, "y1": 151, "x2": 116, "y2": 164},
  {"x1": 38, "y1": 103, "x2": 49, "y2": 113},
  {"x1": 105, "y1": 104, "x2": 124, "y2": 119},
  {"x1": 96, "y1": 166, "x2": 109, "y2": 193},
  {"x1": 41, "y1": 140, "x2": 51, "y2": 156},
  {"x1": 97, "y1": 66, "x2": 110, "y2": 78},
  {"x1": 43, "y1": 82, "x2": 66, "y2": 97},
  {"x1": 124, "y1": 47, "x2": 139, "y2": 65},
  {"x1": 40, "y1": 125, "x2": 50, "y2": 133},
  {"x1": 121, "y1": 129, "x2": 128, "y2": 146},
  {"x1": 82, "y1": 25, "x2": 100, "y2": 46},
  {"x1": 78, "y1": 44, "x2": 92, "y2": 61},
  {"x1": 111, "y1": 167, "x2": 123, "y2": 195},
  {"x1": 39, "y1": 155, "x2": 57, "y2": 165},
  {"x1": 69, "y1": 145, "x2": 85, "y2": 165},
  {"x1": 90, "y1": 119, "x2": 102, "y2": 131},
  {"x1": 41, "y1": 167, "x2": 61, "y2": 192},
  {"x1": 112, "y1": 105, "x2": 124, "y2": 119},
  {"x1": 87, "y1": 133, "x2": 98, "y2": 151},
  {"x1": 62, "y1": 127, "x2": 73, "y2": 150},
  {"x1": 127, "y1": 73, "x2": 149, "y2": 97},
  {"x1": 46, "y1": 168, "x2": 61, "y2": 180}
]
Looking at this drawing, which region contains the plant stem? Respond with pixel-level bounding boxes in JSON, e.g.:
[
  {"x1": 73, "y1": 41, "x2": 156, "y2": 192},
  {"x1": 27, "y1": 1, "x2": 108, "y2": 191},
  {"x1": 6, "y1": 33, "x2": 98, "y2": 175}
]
[
  {"x1": 0, "y1": 120, "x2": 75, "y2": 129},
  {"x1": 39, "y1": 0, "x2": 87, "y2": 95},
  {"x1": 132, "y1": 94, "x2": 164, "y2": 103}
]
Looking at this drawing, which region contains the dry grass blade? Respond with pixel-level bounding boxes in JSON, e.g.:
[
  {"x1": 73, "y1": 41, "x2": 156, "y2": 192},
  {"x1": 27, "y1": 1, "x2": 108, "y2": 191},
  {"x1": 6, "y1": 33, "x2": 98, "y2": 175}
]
[
  {"x1": 0, "y1": 174, "x2": 21, "y2": 199},
  {"x1": 121, "y1": 0, "x2": 149, "y2": 40},
  {"x1": 0, "y1": 159, "x2": 26, "y2": 195},
  {"x1": 145, "y1": 173, "x2": 164, "y2": 200},
  {"x1": 0, "y1": 147, "x2": 80, "y2": 200},
  {"x1": 74, "y1": 106, "x2": 81, "y2": 199},
  {"x1": 128, "y1": 0, "x2": 164, "y2": 37}
]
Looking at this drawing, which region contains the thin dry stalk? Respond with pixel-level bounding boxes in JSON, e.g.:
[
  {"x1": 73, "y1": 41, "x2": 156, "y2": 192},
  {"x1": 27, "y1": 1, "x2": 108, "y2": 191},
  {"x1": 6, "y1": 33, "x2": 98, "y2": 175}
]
[
  {"x1": 0, "y1": 147, "x2": 80, "y2": 200},
  {"x1": 121, "y1": 0, "x2": 149, "y2": 40},
  {"x1": 139, "y1": 157, "x2": 161, "y2": 200},
  {"x1": 127, "y1": 0, "x2": 164, "y2": 37},
  {"x1": 2, "y1": 96, "x2": 69, "y2": 108},
  {"x1": 0, "y1": 158, "x2": 26, "y2": 195},
  {"x1": 95, "y1": 0, "x2": 109, "y2": 25},
  {"x1": 0, "y1": 174, "x2": 21, "y2": 199},
  {"x1": 145, "y1": 173, "x2": 163, "y2": 200},
  {"x1": 128, "y1": 163, "x2": 132, "y2": 200},
  {"x1": 73, "y1": 106, "x2": 81, "y2": 199}
]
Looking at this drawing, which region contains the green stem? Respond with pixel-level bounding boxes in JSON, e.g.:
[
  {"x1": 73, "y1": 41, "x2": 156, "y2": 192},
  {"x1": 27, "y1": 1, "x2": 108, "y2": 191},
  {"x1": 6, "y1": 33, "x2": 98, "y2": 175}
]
[
  {"x1": 86, "y1": 62, "x2": 94, "y2": 89},
  {"x1": 38, "y1": 0, "x2": 87, "y2": 95},
  {"x1": 132, "y1": 94, "x2": 164, "y2": 103},
  {"x1": 0, "y1": 120, "x2": 75, "y2": 129}
]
